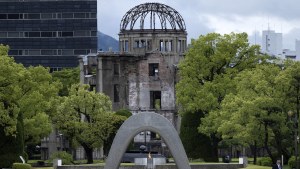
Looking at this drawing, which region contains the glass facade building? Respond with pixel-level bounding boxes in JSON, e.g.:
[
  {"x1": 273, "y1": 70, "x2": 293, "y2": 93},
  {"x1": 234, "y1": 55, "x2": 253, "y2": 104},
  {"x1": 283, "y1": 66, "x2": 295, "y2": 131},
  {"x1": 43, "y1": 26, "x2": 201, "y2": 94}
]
[{"x1": 0, "y1": 0, "x2": 97, "y2": 70}]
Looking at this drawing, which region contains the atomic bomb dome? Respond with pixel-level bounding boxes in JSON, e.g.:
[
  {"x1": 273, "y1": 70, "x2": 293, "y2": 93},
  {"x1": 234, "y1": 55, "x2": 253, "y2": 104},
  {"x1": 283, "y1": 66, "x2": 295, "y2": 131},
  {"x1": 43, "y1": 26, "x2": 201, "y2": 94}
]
[
  {"x1": 80, "y1": 3, "x2": 188, "y2": 153},
  {"x1": 118, "y1": 3, "x2": 187, "y2": 54},
  {"x1": 120, "y1": 3, "x2": 186, "y2": 31}
]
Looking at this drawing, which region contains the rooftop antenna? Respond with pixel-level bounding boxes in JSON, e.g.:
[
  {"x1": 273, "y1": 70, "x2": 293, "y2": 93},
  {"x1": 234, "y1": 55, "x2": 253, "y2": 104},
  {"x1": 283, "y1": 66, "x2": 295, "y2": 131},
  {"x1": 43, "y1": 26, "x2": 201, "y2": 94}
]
[
  {"x1": 267, "y1": 16, "x2": 270, "y2": 32},
  {"x1": 255, "y1": 26, "x2": 257, "y2": 45}
]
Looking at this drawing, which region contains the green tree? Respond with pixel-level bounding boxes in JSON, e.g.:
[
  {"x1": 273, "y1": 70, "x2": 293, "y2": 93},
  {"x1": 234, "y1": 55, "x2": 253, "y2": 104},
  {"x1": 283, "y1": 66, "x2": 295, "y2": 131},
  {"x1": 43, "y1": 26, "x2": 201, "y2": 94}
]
[
  {"x1": 52, "y1": 84, "x2": 125, "y2": 164},
  {"x1": 180, "y1": 111, "x2": 215, "y2": 161},
  {"x1": 103, "y1": 108, "x2": 131, "y2": 156},
  {"x1": 200, "y1": 64, "x2": 292, "y2": 163},
  {"x1": 0, "y1": 45, "x2": 61, "y2": 167},
  {"x1": 176, "y1": 33, "x2": 264, "y2": 161},
  {"x1": 52, "y1": 67, "x2": 80, "y2": 96}
]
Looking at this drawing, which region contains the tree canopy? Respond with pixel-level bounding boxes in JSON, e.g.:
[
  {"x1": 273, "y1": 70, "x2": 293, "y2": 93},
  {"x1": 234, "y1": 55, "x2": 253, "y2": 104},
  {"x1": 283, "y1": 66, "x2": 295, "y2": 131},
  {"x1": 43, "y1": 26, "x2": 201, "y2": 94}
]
[
  {"x1": 52, "y1": 84, "x2": 126, "y2": 163},
  {"x1": 176, "y1": 32, "x2": 266, "y2": 161},
  {"x1": 0, "y1": 45, "x2": 61, "y2": 167},
  {"x1": 177, "y1": 32, "x2": 265, "y2": 114}
]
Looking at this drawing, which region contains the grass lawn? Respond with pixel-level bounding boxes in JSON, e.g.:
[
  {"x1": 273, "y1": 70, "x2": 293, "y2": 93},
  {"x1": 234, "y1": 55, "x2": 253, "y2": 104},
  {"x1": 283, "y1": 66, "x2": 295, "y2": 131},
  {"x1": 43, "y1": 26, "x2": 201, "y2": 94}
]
[
  {"x1": 244, "y1": 164, "x2": 290, "y2": 169},
  {"x1": 31, "y1": 164, "x2": 291, "y2": 169}
]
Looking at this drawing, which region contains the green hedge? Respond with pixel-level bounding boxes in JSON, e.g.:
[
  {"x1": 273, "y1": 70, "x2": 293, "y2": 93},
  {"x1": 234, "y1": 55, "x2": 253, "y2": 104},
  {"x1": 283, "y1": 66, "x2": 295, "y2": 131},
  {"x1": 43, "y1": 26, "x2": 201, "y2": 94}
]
[
  {"x1": 288, "y1": 156, "x2": 300, "y2": 169},
  {"x1": 50, "y1": 151, "x2": 73, "y2": 165},
  {"x1": 12, "y1": 163, "x2": 31, "y2": 169},
  {"x1": 257, "y1": 157, "x2": 272, "y2": 166}
]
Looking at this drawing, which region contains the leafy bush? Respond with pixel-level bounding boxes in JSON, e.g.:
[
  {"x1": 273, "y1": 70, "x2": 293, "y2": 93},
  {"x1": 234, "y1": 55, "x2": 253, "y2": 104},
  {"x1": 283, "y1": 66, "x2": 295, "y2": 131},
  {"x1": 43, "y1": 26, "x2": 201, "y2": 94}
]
[
  {"x1": 180, "y1": 111, "x2": 218, "y2": 162},
  {"x1": 115, "y1": 108, "x2": 132, "y2": 118},
  {"x1": 257, "y1": 157, "x2": 272, "y2": 166},
  {"x1": 288, "y1": 156, "x2": 299, "y2": 169},
  {"x1": 12, "y1": 163, "x2": 31, "y2": 169},
  {"x1": 50, "y1": 151, "x2": 73, "y2": 165}
]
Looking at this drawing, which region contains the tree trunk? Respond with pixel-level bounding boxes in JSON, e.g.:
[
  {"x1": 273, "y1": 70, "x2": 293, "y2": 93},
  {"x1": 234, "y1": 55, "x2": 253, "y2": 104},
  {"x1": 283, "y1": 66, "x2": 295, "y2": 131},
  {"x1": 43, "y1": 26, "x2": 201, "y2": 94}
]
[
  {"x1": 273, "y1": 129, "x2": 291, "y2": 164},
  {"x1": 250, "y1": 141, "x2": 257, "y2": 164},
  {"x1": 264, "y1": 123, "x2": 275, "y2": 163},
  {"x1": 211, "y1": 134, "x2": 220, "y2": 162},
  {"x1": 81, "y1": 143, "x2": 93, "y2": 164}
]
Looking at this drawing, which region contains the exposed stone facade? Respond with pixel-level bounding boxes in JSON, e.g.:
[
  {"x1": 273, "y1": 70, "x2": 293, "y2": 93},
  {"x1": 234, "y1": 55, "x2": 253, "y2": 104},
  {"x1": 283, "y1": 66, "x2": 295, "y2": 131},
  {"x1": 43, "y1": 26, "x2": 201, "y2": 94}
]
[{"x1": 79, "y1": 2, "x2": 187, "y2": 148}]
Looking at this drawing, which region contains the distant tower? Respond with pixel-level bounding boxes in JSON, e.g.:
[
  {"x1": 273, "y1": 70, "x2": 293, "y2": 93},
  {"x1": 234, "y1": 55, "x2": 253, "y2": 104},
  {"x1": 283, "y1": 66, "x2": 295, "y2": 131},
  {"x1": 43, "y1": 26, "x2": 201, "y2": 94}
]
[
  {"x1": 262, "y1": 30, "x2": 283, "y2": 58},
  {"x1": 296, "y1": 40, "x2": 300, "y2": 61}
]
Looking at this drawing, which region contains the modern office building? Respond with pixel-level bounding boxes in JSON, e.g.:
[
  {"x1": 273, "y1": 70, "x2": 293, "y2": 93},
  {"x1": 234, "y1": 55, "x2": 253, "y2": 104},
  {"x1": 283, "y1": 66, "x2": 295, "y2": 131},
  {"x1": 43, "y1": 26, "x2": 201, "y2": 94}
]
[
  {"x1": 0, "y1": 0, "x2": 97, "y2": 71},
  {"x1": 261, "y1": 30, "x2": 283, "y2": 58}
]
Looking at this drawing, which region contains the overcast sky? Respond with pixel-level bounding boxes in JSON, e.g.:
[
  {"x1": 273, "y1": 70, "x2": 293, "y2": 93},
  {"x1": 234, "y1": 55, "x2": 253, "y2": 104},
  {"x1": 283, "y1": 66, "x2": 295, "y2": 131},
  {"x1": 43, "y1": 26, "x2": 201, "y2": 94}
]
[{"x1": 98, "y1": 0, "x2": 300, "y2": 50}]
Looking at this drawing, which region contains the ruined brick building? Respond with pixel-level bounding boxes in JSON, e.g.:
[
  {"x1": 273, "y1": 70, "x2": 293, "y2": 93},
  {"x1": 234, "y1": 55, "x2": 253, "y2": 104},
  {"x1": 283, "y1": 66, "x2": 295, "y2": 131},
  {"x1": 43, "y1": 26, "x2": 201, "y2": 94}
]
[{"x1": 79, "y1": 2, "x2": 187, "y2": 150}]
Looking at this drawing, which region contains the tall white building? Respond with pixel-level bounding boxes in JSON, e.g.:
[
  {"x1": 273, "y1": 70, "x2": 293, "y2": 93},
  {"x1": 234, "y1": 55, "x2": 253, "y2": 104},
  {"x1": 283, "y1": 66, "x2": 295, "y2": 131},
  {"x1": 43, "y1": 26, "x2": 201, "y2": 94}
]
[
  {"x1": 262, "y1": 30, "x2": 283, "y2": 58},
  {"x1": 296, "y1": 40, "x2": 300, "y2": 61}
]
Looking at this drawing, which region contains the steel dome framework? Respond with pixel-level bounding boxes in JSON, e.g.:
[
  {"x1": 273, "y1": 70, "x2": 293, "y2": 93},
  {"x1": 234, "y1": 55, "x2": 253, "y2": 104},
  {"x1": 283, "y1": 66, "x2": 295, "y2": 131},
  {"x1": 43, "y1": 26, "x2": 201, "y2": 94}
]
[{"x1": 120, "y1": 3, "x2": 186, "y2": 31}]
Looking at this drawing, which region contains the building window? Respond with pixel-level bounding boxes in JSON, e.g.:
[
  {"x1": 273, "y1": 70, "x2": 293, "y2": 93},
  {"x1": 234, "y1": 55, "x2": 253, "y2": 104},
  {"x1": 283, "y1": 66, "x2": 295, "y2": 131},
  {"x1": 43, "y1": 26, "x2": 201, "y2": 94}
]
[
  {"x1": 178, "y1": 40, "x2": 182, "y2": 52},
  {"x1": 8, "y1": 14, "x2": 20, "y2": 19},
  {"x1": 62, "y1": 13, "x2": 73, "y2": 19},
  {"x1": 114, "y1": 84, "x2": 120, "y2": 103},
  {"x1": 114, "y1": 63, "x2": 120, "y2": 76},
  {"x1": 0, "y1": 14, "x2": 7, "y2": 19},
  {"x1": 74, "y1": 13, "x2": 86, "y2": 18},
  {"x1": 28, "y1": 50, "x2": 40, "y2": 55},
  {"x1": 41, "y1": 50, "x2": 54, "y2": 55},
  {"x1": 122, "y1": 40, "x2": 129, "y2": 52},
  {"x1": 7, "y1": 32, "x2": 20, "y2": 37},
  {"x1": 150, "y1": 91, "x2": 161, "y2": 109},
  {"x1": 41, "y1": 13, "x2": 53, "y2": 19},
  {"x1": 27, "y1": 13, "x2": 40, "y2": 19},
  {"x1": 61, "y1": 32, "x2": 73, "y2": 37},
  {"x1": 149, "y1": 63, "x2": 159, "y2": 76},
  {"x1": 159, "y1": 40, "x2": 164, "y2": 51},
  {"x1": 135, "y1": 40, "x2": 140, "y2": 48},
  {"x1": 165, "y1": 40, "x2": 172, "y2": 52},
  {"x1": 41, "y1": 32, "x2": 56, "y2": 37},
  {"x1": 147, "y1": 40, "x2": 152, "y2": 50}
]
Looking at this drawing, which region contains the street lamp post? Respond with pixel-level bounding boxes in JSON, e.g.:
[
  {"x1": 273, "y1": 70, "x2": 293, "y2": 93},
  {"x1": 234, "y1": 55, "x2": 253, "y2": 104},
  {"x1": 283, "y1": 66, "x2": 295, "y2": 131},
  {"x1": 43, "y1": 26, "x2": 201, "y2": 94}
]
[
  {"x1": 58, "y1": 133, "x2": 63, "y2": 151},
  {"x1": 289, "y1": 111, "x2": 299, "y2": 169}
]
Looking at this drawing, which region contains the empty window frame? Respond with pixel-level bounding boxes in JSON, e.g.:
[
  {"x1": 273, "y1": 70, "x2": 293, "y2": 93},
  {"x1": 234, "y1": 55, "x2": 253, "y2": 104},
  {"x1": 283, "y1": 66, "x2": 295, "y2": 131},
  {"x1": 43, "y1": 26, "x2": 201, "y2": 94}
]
[
  {"x1": 147, "y1": 40, "x2": 152, "y2": 50},
  {"x1": 114, "y1": 84, "x2": 120, "y2": 103},
  {"x1": 159, "y1": 40, "x2": 164, "y2": 51},
  {"x1": 150, "y1": 91, "x2": 161, "y2": 109},
  {"x1": 165, "y1": 40, "x2": 173, "y2": 52},
  {"x1": 123, "y1": 40, "x2": 129, "y2": 52},
  {"x1": 113, "y1": 63, "x2": 120, "y2": 76},
  {"x1": 149, "y1": 63, "x2": 159, "y2": 76},
  {"x1": 134, "y1": 40, "x2": 140, "y2": 48}
]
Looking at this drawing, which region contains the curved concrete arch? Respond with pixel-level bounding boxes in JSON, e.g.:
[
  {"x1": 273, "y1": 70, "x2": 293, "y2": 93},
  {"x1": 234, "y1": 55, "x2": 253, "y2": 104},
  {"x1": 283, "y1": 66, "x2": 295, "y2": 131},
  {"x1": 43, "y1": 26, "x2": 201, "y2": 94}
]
[{"x1": 104, "y1": 112, "x2": 191, "y2": 169}]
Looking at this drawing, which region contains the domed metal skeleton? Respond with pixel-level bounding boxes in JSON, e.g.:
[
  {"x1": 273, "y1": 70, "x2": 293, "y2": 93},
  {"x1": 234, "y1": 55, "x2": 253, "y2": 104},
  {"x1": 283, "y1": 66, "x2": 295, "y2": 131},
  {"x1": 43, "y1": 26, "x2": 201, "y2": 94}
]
[{"x1": 120, "y1": 3, "x2": 186, "y2": 31}]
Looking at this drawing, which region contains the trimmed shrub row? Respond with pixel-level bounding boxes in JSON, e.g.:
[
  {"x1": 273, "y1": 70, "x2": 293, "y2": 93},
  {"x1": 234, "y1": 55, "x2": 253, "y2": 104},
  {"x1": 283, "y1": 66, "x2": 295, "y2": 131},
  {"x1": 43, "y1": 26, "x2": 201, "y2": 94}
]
[
  {"x1": 257, "y1": 157, "x2": 272, "y2": 166},
  {"x1": 12, "y1": 163, "x2": 31, "y2": 169}
]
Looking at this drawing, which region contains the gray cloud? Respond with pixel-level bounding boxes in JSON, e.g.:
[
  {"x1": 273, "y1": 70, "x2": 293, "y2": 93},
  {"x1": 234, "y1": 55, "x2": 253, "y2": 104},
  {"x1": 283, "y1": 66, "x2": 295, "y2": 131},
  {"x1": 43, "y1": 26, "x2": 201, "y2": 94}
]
[{"x1": 98, "y1": 0, "x2": 300, "y2": 49}]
